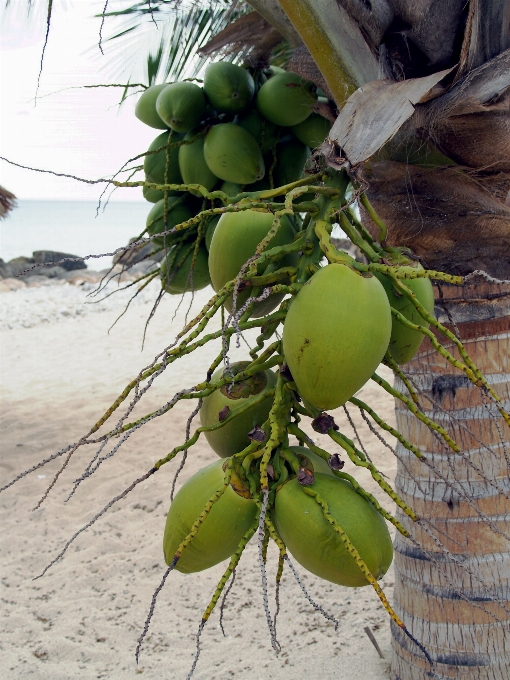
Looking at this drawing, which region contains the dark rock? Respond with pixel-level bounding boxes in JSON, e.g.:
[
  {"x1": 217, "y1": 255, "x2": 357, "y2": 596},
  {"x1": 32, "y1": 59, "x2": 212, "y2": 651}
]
[
  {"x1": 6, "y1": 256, "x2": 36, "y2": 277},
  {"x1": 151, "y1": 248, "x2": 165, "y2": 263},
  {"x1": 0, "y1": 258, "x2": 11, "y2": 278},
  {"x1": 39, "y1": 266, "x2": 70, "y2": 278},
  {"x1": 32, "y1": 250, "x2": 86, "y2": 271},
  {"x1": 113, "y1": 238, "x2": 156, "y2": 267},
  {"x1": 128, "y1": 260, "x2": 160, "y2": 277}
]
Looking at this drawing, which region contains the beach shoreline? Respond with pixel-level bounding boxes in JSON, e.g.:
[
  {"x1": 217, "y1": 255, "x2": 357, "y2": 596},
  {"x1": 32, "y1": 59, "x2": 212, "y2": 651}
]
[{"x1": 1, "y1": 287, "x2": 396, "y2": 679}]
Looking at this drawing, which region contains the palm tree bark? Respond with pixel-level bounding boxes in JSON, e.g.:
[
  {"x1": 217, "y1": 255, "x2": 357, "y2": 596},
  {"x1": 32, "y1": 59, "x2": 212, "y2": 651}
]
[{"x1": 391, "y1": 281, "x2": 510, "y2": 678}]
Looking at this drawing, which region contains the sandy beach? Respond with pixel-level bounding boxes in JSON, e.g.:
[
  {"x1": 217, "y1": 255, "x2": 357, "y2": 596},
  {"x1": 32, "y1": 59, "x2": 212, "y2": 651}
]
[{"x1": 1, "y1": 283, "x2": 398, "y2": 679}]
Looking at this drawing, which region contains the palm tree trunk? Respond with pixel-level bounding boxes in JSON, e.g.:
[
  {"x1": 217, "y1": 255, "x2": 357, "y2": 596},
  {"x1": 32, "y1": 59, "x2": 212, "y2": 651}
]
[{"x1": 391, "y1": 280, "x2": 510, "y2": 679}]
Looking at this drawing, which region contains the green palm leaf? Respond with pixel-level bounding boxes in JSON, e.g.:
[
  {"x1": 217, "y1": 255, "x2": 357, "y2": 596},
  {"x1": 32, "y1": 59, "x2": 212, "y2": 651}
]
[{"x1": 99, "y1": 1, "x2": 249, "y2": 86}]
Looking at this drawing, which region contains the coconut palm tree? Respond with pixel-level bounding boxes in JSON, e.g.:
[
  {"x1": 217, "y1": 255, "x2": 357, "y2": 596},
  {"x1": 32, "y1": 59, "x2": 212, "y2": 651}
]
[{"x1": 7, "y1": 1, "x2": 510, "y2": 677}]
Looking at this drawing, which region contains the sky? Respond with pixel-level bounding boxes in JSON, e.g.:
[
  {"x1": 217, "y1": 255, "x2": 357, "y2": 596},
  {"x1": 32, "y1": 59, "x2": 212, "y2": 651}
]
[{"x1": 0, "y1": 0, "x2": 161, "y2": 201}]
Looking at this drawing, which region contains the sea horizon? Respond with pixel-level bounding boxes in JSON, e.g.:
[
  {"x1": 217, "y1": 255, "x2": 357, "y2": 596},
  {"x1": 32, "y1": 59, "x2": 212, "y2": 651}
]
[{"x1": 0, "y1": 199, "x2": 150, "y2": 271}]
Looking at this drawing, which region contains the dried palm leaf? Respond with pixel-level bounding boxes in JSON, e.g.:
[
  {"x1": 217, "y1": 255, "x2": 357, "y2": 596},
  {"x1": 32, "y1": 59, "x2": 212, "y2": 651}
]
[
  {"x1": 324, "y1": 68, "x2": 453, "y2": 167},
  {"x1": 0, "y1": 186, "x2": 17, "y2": 219},
  {"x1": 198, "y1": 11, "x2": 283, "y2": 65},
  {"x1": 360, "y1": 162, "x2": 510, "y2": 278},
  {"x1": 287, "y1": 46, "x2": 331, "y2": 97},
  {"x1": 246, "y1": 0, "x2": 303, "y2": 47}
]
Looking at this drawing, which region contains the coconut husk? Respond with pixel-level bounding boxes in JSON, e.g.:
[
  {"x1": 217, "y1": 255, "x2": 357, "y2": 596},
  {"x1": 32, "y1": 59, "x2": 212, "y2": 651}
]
[
  {"x1": 428, "y1": 88, "x2": 510, "y2": 171},
  {"x1": 246, "y1": 0, "x2": 303, "y2": 48},
  {"x1": 360, "y1": 161, "x2": 510, "y2": 278},
  {"x1": 337, "y1": 0, "x2": 394, "y2": 49},
  {"x1": 0, "y1": 186, "x2": 17, "y2": 219}
]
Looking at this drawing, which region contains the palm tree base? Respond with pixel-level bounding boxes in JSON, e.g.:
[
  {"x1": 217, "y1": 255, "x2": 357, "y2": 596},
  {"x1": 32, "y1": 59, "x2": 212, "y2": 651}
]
[{"x1": 390, "y1": 280, "x2": 510, "y2": 679}]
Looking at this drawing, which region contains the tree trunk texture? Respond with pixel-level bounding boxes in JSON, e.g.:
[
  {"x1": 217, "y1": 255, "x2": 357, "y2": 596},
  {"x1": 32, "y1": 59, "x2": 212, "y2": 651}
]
[{"x1": 390, "y1": 280, "x2": 510, "y2": 679}]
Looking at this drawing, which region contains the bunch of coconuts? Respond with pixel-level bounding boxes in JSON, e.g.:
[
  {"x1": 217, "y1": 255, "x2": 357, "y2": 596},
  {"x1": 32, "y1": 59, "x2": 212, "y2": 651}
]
[{"x1": 134, "y1": 61, "x2": 331, "y2": 296}]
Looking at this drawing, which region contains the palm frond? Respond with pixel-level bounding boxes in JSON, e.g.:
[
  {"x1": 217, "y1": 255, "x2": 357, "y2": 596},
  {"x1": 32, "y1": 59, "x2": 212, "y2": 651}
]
[
  {"x1": 0, "y1": 186, "x2": 17, "y2": 219},
  {"x1": 198, "y1": 10, "x2": 285, "y2": 67},
  {"x1": 98, "y1": 1, "x2": 251, "y2": 86}
]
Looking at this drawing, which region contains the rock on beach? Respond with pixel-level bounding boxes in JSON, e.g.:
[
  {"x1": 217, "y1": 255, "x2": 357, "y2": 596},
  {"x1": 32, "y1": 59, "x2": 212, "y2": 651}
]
[{"x1": 0, "y1": 242, "x2": 163, "y2": 317}]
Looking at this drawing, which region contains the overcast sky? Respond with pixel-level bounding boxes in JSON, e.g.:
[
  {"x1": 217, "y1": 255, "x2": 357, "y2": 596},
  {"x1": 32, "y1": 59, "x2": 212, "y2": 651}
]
[{"x1": 0, "y1": 1, "x2": 160, "y2": 201}]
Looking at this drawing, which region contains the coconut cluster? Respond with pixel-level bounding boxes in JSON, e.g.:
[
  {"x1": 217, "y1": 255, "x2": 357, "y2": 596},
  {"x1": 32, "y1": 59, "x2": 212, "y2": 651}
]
[
  {"x1": 134, "y1": 61, "x2": 332, "y2": 295},
  {"x1": 131, "y1": 64, "x2": 438, "y2": 596}
]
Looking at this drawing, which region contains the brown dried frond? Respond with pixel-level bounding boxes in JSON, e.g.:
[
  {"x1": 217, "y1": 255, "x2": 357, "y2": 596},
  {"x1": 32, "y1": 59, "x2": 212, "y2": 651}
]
[
  {"x1": 198, "y1": 12, "x2": 283, "y2": 66},
  {"x1": 287, "y1": 46, "x2": 332, "y2": 98},
  {"x1": 0, "y1": 185, "x2": 17, "y2": 219}
]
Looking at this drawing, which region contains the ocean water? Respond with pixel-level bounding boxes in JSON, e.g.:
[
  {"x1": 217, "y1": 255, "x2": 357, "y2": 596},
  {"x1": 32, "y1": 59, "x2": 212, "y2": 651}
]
[{"x1": 0, "y1": 200, "x2": 151, "y2": 271}]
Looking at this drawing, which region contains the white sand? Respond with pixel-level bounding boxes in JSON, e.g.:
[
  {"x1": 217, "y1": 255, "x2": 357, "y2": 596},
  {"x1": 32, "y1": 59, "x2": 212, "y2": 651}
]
[
  {"x1": 1, "y1": 286, "x2": 397, "y2": 679},
  {"x1": 0, "y1": 276, "x2": 161, "y2": 331}
]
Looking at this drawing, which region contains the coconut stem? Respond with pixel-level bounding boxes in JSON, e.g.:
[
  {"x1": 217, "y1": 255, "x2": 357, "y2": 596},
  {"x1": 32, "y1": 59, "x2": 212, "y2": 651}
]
[
  {"x1": 372, "y1": 372, "x2": 460, "y2": 452},
  {"x1": 388, "y1": 276, "x2": 510, "y2": 427},
  {"x1": 359, "y1": 193, "x2": 388, "y2": 243},
  {"x1": 349, "y1": 396, "x2": 424, "y2": 460},
  {"x1": 275, "y1": 0, "x2": 378, "y2": 104},
  {"x1": 260, "y1": 373, "x2": 290, "y2": 489},
  {"x1": 333, "y1": 469, "x2": 409, "y2": 537},
  {"x1": 202, "y1": 519, "x2": 259, "y2": 621},
  {"x1": 329, "y1": 430, "x2": 419, "y2": 522},
  {"x1": 382, "y1": 353, "x2": 421, "y2": 405}
]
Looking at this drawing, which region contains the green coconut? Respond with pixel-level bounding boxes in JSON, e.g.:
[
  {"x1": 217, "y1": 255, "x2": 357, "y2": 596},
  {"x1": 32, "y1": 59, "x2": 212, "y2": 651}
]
[
  {"x1": 274, "y1": 474, "x2": 393, "y2": 587},
  {"x1": 156, "y1": 82, "x2": 206, "y2": 133},
  {"x1": 178, "y1": 131, "x2": 219, "y2": 193},
  {"x1": 146, "y1": 197, "x2": 193, "y2": 248},
  {"x1": 256, "y1": 73, "x2": 317, "y2": 127},
  {"x1": 135, "y1": 84, "x2": 169, "y2": 129},
  {"x1": 220, "y1": 181, "x2": 242, "y2": 197},
  {"x1": 238, "y1": 109, "x2": 279, "y2": 155},
  {"x1": 204, "y1": 215, "x2": 220, "y2": 251},
  {"x1": 163, "y1": 459, "x2": 257, "y2": 573},
  {"x1": 274, "y1": 138, "x2": 311, "y2": 187},
  {"x1": 204, "y1": 123, "x2": 265, "y2": 185},
  {"x1": 208, "y1": 209, "x2": 297, "y2": 317},
  {"x1": 203, "y1": 62, "x2": 255, "y2": 114},
  {"x1": 160, "y1": 241, "x2": 211, "y2": 294},
  {"x1": 200, "y1": 361, "x2": 277, "y2": 458},
  {"x1": 143, "y1": 184, "x2": 165, "y2": 203},
  {"x1": 374, "y1": 265, "x2": 435, "y2": 364},
  {"x1": 291, "y1": 113, "x2": 332, "y2": 148},
  {"x1": 282, "y1": 264, "x2": 392, "y2": 410},
  {"x1": 144, "y1": 131, "x2": 184, "y2": 186},
  {"x1": 266, "y1": 65, "x2": 286, "y2": 76}
]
